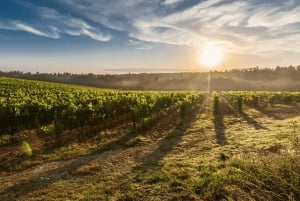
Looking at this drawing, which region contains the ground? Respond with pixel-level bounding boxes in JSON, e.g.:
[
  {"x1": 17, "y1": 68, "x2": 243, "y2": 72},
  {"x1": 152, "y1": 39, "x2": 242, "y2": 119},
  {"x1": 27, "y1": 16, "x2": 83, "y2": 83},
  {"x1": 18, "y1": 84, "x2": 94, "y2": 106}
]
[{"x1": 0, "y1": 96, "x2": 299, "y2": 201}]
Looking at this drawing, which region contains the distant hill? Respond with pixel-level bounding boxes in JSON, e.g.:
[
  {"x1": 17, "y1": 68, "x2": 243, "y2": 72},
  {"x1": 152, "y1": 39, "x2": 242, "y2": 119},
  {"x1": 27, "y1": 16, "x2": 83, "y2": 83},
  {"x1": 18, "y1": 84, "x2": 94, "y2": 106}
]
[{"x1": 1, "y1": 66, "x2": 300, "y2": 91}]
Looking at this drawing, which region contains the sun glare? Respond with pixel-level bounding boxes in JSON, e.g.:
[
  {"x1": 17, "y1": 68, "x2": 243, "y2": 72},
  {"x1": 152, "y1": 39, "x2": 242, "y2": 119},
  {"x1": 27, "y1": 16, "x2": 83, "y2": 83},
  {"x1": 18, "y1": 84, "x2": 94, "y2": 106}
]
[{"x1": 200, "y1": 43, "x2": 223, "y2": 68}]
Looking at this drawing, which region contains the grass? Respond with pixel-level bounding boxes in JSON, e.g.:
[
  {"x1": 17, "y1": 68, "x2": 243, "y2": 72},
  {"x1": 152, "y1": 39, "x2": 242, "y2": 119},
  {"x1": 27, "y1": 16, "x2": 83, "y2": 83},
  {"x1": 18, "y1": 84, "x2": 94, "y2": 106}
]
[
  {"x1": 0, "y1": 100, "x2": 300, "y2": 200},
  {"x1": 226, "y1": 154, "x2": 300, "y2": 201},
  {"x1": 124, "y1": 153, "x2": 300, "y2": 200},
  {"x1": 125, "y1": 136, "x2": 150, "y2": 147}
]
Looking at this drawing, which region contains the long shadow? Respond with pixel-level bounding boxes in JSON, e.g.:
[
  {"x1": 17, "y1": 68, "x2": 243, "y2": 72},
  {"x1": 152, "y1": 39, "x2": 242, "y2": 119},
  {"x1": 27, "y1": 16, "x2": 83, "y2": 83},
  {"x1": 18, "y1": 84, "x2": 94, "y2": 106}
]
[
  {"x1": 254, "y1": 105, "x2": 300, "y2": 120},
  {"x1": 213, "y1": 113, "x2": 226, "y2": 145},
  {"x1": 254, "y1": 106, "x2": 284, "y2": 120},
  {"x1": 0, "y1": 95, "x2": 212, "y2": 200},
  {"x1": 0, "y1": 103, "x2": 195, "y2": 200},
  {"x1": 139, "y1": 97, "x2": 209, "y2": 166},
  {"x1": 138, "y1": 121, "x2": 187, "y2": 165},
  {"x1": 240, "y1": 111, "x2": 268, "y2": 130},
  {"x1": 0, "y1": 128, "x2": 138, "y2": 200}
]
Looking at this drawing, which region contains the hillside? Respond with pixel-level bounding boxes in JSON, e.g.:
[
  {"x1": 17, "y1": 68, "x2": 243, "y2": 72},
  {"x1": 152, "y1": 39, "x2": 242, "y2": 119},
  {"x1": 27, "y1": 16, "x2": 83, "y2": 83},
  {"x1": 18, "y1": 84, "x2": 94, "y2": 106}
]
[
  {"x1": 0, "y1": 78, "x2": 299, "y2": 200},
  {"x1": 1, "y1": 66, "x2": 300, "y2": 91}
]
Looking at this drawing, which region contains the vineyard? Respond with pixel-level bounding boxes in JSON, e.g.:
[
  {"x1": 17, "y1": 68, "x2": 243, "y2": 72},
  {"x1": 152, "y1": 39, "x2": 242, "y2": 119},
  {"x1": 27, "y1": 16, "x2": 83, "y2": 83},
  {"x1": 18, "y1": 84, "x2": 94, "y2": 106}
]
[
  {"x1": 0, "y1": 77, "x2": 300, "y2": 201},
  {"x1": 0, "y1": 77, "x2": 204, "y2": 137}
]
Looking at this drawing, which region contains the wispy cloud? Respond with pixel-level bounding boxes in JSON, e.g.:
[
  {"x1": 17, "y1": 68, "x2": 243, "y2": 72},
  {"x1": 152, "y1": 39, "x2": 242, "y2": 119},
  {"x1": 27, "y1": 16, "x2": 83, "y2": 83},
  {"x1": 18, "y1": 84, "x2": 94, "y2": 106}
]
[
  {"x1": 15, "y1": 23, "x2": 54, "y2": 38},
  {"x1": 0, "y1": 21, "x2": 59, "y2": 38},
  {"x1": 128, "y1": 39, "x2": 141, "y2": 46},
  {"x1": 128, "y1": 39, "x2": 153, "y2": 50},
  {"x1": 3, "y1": 0, "x2": 300, "y2": 55},
  {"x1": 162, "y1": 0, "x2": 184, "y2": 5},
  {"x1": 36, "y1": 6, "x2": 111, "y2": 41},
  {"x1": 125, "y1": 0, "x2": 300, "y2": 55},
  {"x1": 0, "y1": 3, "x2": 111, "y2": 42}
]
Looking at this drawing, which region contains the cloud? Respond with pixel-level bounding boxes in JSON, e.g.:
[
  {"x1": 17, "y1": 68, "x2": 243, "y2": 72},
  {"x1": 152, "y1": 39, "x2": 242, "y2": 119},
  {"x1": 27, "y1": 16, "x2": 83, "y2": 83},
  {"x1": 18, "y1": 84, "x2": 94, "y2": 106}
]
[
  {"x1": 162, "y1": 0, "x2": 184, "y2": 5},
  {"x1": 15, "y1": 23, "x2": 51, "y2": 37},
  {"x1": 57, "y1": 0, "x2": 162, "y2": 31},
  {"x1": 247, "y1": 5, "x2": 300, "y2": 33},
  {"x1": 0, "y1": 3, "x2": 111, "y2": 42},
  {"x1": 128, "y1": 39, "x2": 141, "y2": 46},
  {"x1": 4, "y1": 0, "x2": 300, "y2": 55},
  {"x1": 35, "y1": 6, "x2": 111, "y2": 41},
  {"x1": 128, "y1": 39, "x2": 153, "y2": 50},
  {"x1": 135, "y1": 45, "x2": 153, "y2": 50},
  {"x1": 55, "y1": 0, "x2": 300, "y2": 55},
  {"x1": 0, "y1": 21, "x2": 59, "y2": 39}
]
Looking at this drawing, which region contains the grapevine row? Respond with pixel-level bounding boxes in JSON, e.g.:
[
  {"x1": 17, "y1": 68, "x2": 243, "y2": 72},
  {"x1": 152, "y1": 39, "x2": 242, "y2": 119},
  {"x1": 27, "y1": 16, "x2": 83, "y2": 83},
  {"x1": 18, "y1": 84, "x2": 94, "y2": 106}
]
[
  {"x1": 220, "y1": 91, "x2": 300, "y2": 113},
  {"x1": 0, "y1": 77, "x2": 204, "y2": 135}
]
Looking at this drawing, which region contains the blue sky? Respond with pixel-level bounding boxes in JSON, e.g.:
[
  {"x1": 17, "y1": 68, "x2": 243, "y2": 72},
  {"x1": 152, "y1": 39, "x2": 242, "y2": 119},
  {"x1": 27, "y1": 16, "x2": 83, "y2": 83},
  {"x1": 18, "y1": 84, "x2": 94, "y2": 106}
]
[{"x1": 0, "y1": 0, "x2": 299, "y2": 73}]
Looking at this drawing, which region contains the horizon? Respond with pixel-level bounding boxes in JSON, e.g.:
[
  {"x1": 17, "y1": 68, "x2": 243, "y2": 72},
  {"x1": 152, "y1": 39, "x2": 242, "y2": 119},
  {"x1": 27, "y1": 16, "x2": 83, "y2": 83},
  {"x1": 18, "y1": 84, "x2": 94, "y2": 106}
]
[
  {"x1": 0, "y1": 0, "x2": 300, "y2": 73},
  {"x1": 1, "y1": 65, "x2": 299, "y2": 76}
]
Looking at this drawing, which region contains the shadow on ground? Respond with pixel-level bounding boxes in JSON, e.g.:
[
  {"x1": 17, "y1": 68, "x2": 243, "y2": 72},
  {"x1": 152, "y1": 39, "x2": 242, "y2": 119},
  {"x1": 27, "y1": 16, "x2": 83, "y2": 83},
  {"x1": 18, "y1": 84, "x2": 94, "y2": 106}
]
[
  {"x1": 0, "y1": 95, "x2": 211, "y2": 201},
  {"x1": 0, "y1": 105, "x2": 185, "y2": 200},
  {"x1": 139, "y1": 96, "x2": 210, "y2": 166},
  {"x1": 240, "y1": 111, "x2": 268, "y2": 130},
  {"x1": 0, "y1": 129, "x2": 137, "y2": 200},
  {"x1": 213, "y1": 113, "x2": 227, "y2": 145},
  {"x1": 255, "y1": 104, "x2": 300, "y2": 120}
]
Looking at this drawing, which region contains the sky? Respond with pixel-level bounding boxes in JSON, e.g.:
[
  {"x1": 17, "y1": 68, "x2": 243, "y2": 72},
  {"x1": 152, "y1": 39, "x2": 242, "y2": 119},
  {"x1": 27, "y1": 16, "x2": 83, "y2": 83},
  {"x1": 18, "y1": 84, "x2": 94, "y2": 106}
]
[{"x1": 0, "y1": 0, "x2": 299, "y2": 73}]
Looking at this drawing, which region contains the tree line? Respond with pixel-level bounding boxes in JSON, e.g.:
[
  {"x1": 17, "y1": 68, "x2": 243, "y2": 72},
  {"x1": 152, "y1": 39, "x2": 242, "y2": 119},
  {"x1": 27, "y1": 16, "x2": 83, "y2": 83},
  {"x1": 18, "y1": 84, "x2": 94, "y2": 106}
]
[{"x1": 1, "y1": 65, "x2": 300, "y2": 91}]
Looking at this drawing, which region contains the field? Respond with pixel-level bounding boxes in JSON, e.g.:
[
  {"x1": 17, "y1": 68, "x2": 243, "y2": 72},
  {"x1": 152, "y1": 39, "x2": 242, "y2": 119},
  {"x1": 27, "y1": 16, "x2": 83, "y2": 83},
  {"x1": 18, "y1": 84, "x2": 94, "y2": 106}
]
[{"x1": 0, "y1": 77, "x2": 300, "y2": 201}]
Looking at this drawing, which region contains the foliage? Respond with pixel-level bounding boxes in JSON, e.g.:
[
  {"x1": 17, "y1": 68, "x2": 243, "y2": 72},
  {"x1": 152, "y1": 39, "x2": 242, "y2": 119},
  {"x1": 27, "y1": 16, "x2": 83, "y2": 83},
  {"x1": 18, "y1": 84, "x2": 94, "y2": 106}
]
[
  {"x1": 0, "y1": 77, "x2": 204, "y2": 136},
  {"x1": 224, "y1": 91, "x2": 300, "y2": 111}
]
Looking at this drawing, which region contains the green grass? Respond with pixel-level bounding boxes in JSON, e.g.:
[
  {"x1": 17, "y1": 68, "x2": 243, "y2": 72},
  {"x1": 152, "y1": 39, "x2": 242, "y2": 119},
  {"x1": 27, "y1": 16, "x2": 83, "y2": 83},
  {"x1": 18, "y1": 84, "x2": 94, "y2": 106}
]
[{"x1": 132, "y1": 154, "x2": 300, "y2": 200}]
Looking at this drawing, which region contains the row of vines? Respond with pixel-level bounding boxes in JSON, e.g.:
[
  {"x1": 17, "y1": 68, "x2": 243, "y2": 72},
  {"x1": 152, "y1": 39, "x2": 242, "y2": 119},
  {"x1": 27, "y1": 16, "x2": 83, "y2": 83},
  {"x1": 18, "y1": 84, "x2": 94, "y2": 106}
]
[
  {"x1": 216, "y1": 91, "x2": 300, "y2": 114},
  {"x1": 0, "y1": 77, "x2": 204, "y2": 135},
  {"x1": 2, "y1": 77, "x2": 299, "y2": 136}
]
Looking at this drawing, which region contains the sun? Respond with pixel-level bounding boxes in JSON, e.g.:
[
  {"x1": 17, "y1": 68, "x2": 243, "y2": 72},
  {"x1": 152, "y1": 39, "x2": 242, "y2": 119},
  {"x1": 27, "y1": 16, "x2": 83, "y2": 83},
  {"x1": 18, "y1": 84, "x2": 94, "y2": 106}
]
[{"x1": 200, "y1": 43, "x2": 223, "y2": 68}]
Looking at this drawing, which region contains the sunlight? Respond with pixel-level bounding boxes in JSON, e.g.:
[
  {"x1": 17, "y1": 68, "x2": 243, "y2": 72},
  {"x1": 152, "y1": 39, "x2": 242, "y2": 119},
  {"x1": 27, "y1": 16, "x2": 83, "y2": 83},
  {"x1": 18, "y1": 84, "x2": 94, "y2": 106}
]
[{"x1": 200, "y1": 43, "x2": 223, "y2": 68}]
